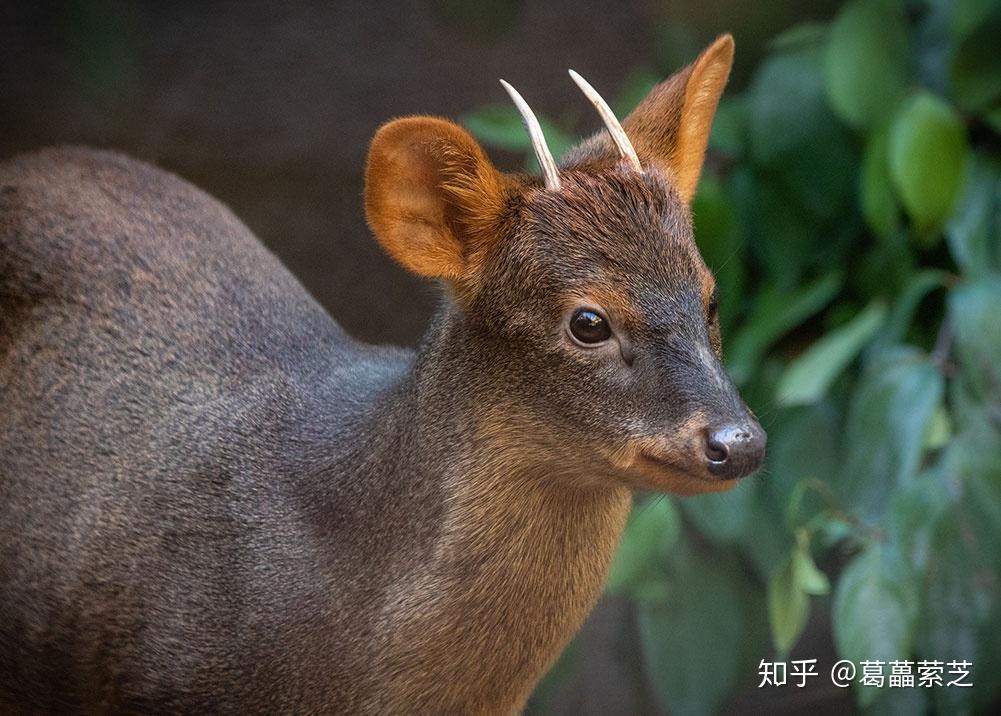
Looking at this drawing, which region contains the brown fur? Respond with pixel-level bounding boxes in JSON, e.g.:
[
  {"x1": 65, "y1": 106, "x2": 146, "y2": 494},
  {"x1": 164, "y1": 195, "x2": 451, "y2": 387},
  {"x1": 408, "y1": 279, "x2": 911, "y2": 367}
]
[
  {"x1": 381, "y1": 407, "x2": 632, "y2": 711},
  {"x1": 364, "y1": 117, "x2": 518, "y2": 280},
  {"x1": 1, "y1": 36, "x2": 761, "y2": 713}
]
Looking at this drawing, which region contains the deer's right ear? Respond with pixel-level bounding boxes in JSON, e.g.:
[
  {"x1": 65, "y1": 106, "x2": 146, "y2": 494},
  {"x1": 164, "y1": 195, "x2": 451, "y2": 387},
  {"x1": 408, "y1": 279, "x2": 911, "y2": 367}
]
[
  {"x1": 623, "y1": 34, "x2": 734, "y2": 202},
  {"x1": 562, "y1": 35, "x2": 734, "y2": 204},
  {"x1": 364, "y1": 117, "x2": 511, "y2": 280}
]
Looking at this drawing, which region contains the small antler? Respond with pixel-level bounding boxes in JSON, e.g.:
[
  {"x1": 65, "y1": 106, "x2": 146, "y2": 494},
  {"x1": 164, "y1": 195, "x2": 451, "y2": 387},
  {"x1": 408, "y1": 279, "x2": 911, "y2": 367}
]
[
  {"x1": 568, "y1": 70, "x2": 642, "y2": 173},
  {"x1": 499, "y1": 80, "x2": 561, "y2": 191}
]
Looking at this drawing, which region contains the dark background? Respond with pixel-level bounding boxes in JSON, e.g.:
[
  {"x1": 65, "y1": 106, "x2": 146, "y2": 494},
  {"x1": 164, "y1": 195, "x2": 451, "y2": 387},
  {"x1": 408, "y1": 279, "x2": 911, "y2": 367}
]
[{"x1": 0, "y1": 0, "x2": 838, "y2": 347}]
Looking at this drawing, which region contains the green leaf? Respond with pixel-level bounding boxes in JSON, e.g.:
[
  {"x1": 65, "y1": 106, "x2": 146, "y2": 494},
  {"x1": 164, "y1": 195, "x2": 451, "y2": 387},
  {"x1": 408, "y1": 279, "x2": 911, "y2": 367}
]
[
  {"x1": 946, "y1": 155, "x2": 1001, "y2": 276},
  {"x1": 923, "y1": 404, "x2": 953, "y2": 451},
  {"x1": 877, "y1": 269, "x2": 949, "y2": 347},
  {"x1": 749, "y1": 45, "x2": 836, "y2": 165},
  {"x1": 606, "y1": 497, "x2": 680, "y2": 596},
  {"x1": 768, "y1": 403, "x2": 841, "y2": 518},
  {"x1": 638, "y1": 556, "x2": 745, "y2": 716},
  {"x1": 860, "y1": 128, "x2": 900, "y2": 239},
  {"x1": 793, "y1": 529, "x2": 831, "y2": 595},
  {"x1": 920, "y1": 407, "x2": 1001, "y2": 713},
  {"x1": 838, "y1": 347, "x2": 944, "y2": 519},
  {"x1": 745, "y1": 30, "x2": 858, "y2": 221},
  {"x1": 767, "y1": 554, "x2": 809, "y2": 656},
  {"x1": 949, "y1": 276, "x2": 1001, "y2": 403},
  {"x1": 775, "y1": 300, "x2": 888, "y2": 406},
  {"x1": 950, "y1": 6, "x2": 1001, "y2": 111},
  {"x1": 937, "y1": 409, "x2": 1001, "y2": 560},
  {"x1": 833, "y1": 543, "x2": 920, "y2": 707},
  {"x1": 767, "y1": 531, "x2": 830, "y2": 656},
  {"x1": 890, "y1": 467, "x2": 955, "y2": 570},
  {"x1": 824, "y1": 0, "x2": 912, "y2": 129},
  {"x1": 919, "y1": 510, "x2": 1001, "y2": 713},
  {"x1": 681, "y1": 481, "x2": 755, "y2": 544},
  {"x1": 727, "y1": 273, "x2": 842, "y2": 384},
  {"x1": 888, "y1": 91, "x2": 971, "y2": 235}
]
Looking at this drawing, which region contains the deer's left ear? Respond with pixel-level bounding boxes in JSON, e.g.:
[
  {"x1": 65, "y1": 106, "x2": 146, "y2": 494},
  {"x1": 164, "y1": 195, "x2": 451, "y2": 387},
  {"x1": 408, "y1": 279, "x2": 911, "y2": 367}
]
[
  {"x1": 364, "y1": 117, "x2": 513, "y2": 280},
  {"x1": 623, "y1": 34, "x2": 734, "y2": 202}
]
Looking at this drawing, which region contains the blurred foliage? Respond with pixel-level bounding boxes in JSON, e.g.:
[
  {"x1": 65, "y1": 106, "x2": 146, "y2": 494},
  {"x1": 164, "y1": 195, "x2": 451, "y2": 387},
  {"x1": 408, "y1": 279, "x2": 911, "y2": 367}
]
[{"x1": 465, "y1": 0, "x2": 1001, "y2": 712}]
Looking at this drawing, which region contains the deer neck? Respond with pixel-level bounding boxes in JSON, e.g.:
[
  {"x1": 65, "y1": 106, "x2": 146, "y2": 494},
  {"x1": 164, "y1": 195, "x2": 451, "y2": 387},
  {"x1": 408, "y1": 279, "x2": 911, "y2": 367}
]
[{"x1": 375, "y1": 312, "x2": 632, "y2": 711}]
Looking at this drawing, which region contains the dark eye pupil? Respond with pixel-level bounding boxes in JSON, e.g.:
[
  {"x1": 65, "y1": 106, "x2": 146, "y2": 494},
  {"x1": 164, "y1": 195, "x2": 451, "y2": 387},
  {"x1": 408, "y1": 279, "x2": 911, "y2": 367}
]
[{"x1": 570, "y1": 309, "x2": 611, "y2": 344}]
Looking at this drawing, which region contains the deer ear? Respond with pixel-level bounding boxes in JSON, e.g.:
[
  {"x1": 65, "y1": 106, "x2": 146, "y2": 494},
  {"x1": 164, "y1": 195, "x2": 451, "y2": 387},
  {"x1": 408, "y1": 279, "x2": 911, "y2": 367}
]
[
  {"x1": 364, "y1": 117, "x2": 510, "y2": 280},
  {"x1": 622, "y1": 34, "x2": 734, "y2": 202}
]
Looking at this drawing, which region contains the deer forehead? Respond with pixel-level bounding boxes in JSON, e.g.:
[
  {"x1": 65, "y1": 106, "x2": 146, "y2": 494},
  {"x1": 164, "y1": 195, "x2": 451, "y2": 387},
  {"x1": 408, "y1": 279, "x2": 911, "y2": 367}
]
[
  {"x1": 507, "y1": 169, "x2": 709, "y2": 288},
  {"x1": 540, "y1": 167, "x2": 688, "y2": 228}
]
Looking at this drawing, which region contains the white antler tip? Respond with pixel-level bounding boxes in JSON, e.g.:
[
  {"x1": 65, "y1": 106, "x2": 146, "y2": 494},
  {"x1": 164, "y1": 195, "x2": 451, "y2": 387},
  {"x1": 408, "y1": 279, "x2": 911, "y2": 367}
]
[
  {"x1": 568, "y1": 70, "x2": 642, "y2": 173},
  {"x1": 499, "y1": 79, "x2": 561, "y2": 191}
]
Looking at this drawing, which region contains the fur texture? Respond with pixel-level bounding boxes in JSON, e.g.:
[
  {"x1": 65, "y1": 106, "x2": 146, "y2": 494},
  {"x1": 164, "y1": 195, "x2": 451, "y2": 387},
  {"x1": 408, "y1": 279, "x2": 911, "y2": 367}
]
[{"x1": 0, "y1": 34, "x2": 761, "y2": 713}]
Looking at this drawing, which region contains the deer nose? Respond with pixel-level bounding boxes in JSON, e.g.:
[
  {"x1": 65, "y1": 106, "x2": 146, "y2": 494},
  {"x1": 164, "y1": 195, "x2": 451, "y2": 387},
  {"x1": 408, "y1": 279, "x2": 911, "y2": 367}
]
[{"x1": 704, "y1": 423, "x2": 766, "y2": 480}]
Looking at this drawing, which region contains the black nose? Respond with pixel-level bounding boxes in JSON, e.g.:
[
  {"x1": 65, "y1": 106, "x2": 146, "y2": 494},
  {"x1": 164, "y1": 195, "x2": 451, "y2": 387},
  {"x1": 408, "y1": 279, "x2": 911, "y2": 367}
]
[{"x1": 704, "y1": 423, "x2": 766, "y2": 480}]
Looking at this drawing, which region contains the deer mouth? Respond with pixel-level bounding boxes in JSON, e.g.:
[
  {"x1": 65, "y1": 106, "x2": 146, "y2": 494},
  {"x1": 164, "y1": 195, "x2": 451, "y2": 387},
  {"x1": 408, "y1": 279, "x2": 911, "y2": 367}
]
[{"x1": 630, "y1": 450, "x2": 740, "y2": 495}]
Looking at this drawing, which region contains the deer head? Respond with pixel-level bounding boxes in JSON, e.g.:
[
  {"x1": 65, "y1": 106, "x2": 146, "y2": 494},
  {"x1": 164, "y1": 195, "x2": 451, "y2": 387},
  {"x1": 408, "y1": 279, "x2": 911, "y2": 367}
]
[{"x1": 364, "y1": 35, "x2": 765, "y2": 495}]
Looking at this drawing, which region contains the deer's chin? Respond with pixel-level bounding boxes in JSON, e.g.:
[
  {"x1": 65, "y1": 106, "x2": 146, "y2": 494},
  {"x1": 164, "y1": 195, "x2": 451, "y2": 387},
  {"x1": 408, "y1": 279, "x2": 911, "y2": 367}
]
[{"x1": 622, "y1": 452, "x2": 742, "y2": 495}]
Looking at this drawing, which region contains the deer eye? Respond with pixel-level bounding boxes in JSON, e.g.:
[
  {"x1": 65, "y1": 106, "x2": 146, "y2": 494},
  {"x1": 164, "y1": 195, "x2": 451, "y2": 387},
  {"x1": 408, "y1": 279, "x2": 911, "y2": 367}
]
[{"x1": 569, "y1": 308, "x2": 612, "y2": 345}]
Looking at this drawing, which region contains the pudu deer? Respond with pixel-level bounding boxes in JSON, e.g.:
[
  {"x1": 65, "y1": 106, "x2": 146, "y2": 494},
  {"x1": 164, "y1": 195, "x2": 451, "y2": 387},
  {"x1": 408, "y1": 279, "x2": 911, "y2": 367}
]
[{"x1": 0, "y1": 34, "x2": 764, "y2": 713}]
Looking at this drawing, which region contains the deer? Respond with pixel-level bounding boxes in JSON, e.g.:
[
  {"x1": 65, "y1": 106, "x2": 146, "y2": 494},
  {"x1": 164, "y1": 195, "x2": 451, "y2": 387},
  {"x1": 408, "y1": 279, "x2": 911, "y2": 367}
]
[{"x1": 0, "y1": 34, "x2": 764, "y2": 713}]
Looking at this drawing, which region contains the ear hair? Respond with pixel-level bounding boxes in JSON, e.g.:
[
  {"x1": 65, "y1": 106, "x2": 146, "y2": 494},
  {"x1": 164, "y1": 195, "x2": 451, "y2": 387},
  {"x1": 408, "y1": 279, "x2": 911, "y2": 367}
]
[
  {"x1": 364, "y1": 117, "x2": 512, "y2": 279},
  {"x1": 661, "y1": 34, "x2": 735, "y2": 201}
]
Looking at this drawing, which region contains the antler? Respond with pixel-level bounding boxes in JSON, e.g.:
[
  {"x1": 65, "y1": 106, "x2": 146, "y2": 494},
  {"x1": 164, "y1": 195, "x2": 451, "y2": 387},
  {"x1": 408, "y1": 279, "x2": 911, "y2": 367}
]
[
  {"x1": 499, "y1": 80, "x2": 562, "y2": 192},
  {"x1": 568, "y1": 70, "x2": 642, "y2": 172}
]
